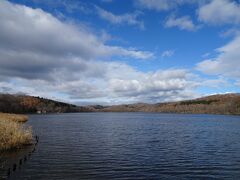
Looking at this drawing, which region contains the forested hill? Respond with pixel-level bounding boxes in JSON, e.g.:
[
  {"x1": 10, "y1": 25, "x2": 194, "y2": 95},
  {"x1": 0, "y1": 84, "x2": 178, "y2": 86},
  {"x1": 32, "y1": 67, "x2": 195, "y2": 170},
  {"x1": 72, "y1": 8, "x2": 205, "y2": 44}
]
[
  {"x1": 100, "y1": 93, "x2": 240, "y2": 115},
  {"x1": 0, "y1": 94, "x2": 92, "y2": 114},
  {"x1": 0, "y1": 93, "x2": 240, "y2": 115}
]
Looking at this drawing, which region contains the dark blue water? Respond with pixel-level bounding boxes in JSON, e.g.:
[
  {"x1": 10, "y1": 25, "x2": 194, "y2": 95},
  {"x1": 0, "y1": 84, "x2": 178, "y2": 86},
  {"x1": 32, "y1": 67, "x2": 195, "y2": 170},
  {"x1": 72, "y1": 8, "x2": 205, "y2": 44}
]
[{"x1": 2, "y1": 113, "x2": 240, "y2": 179}]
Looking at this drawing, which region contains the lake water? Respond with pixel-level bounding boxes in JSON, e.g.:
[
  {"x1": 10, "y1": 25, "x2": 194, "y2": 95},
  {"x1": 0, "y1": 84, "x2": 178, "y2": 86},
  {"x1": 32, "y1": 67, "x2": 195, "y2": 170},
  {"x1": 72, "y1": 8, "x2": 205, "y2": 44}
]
[{"x1": 1, "y1": 113, "x2": 240, "y2": 179}]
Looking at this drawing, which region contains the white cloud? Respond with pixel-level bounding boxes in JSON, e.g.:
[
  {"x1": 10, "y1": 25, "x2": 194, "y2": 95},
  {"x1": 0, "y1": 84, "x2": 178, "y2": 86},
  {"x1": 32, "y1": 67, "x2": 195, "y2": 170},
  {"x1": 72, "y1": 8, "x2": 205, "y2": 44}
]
[
  {"x1": 0, "y1": 61, "x2": 198, "y2": 104},
  {"x1": 198, "y1": 0, "x2": 240, "y2": 25},
  {"x1": 96, "y1": 6, "x2": 144, "y2": 29},
  {"x1": 161, "y1": 50, "x2": 175, "y2": 57},
  {"x1": 0, "y1": 0, "x2": 152, "y2": 68},
  {"x1": 0, "y1": 0, "x2": 200, "y2": 104},
  {"x1": 196, "y1": 34, "x2": 240, "y2": 80},
  {"x1": 165, "y1": 15, "x2": 198, "y2": 31}
]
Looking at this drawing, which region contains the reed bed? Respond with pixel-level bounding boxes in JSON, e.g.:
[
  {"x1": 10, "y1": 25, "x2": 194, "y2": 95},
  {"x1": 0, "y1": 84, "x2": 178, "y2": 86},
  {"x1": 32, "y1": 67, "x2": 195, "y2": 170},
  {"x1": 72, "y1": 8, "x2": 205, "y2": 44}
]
[
  {"x1": 0, "y1": 113, "x2": 28, "y2": 123},
  {"x1": 0, "y1": 113, "x2": 32, "y2": 151}
]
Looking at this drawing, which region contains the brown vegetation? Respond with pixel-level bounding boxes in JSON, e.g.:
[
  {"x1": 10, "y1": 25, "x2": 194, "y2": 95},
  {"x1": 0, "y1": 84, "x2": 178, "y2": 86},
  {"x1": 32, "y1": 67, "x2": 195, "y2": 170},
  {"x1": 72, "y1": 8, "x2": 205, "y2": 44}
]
[
  {"x1": 0, "y1": 93, "x2": 239, "y2": 115},
  {"x1": 0, "y1": 113, "x2": 28, "y2": 123},
  {"x1": 100, "y1": 94, "x2": 240, "y2": 115},
  {"x1": 0, "y1": 94, "x2": 91, "y2": 114},
  {"x1": 0, "y1": 113, "x2": 32, "y2": 151}
]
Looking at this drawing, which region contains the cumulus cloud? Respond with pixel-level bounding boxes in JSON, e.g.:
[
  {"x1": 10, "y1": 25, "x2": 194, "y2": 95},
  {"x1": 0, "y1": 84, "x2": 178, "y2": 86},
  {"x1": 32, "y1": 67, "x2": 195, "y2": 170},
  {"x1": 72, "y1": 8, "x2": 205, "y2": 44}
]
[
  {"x1": 196, "y1": 0, "x2": 240, "y2": 86},
  {"x1": 196, "y1": 34, "x2": 240, "y2": 81},
  {"x1": 0, "y1": 61, "x2": 198, "y2": 104},
  {"x1": 0, "y1": 0, "x2": 153, "y2": 79},
  {"x1": 0, "y1": 0, "x2": 199, "y2": 104},
  {"x1": 109, "y1": 69, "x2": 197, "y2": 102},
  {"x1": 0, "y1": 1, "x2": 152, "y2": 60},
  {"x1": 165, "y1": 15, "x2": 198, "y2": 31},
  {"x1": 96, "y1": 6, "x2": 144, "y2": 29},
  {"x1": 198, "y1": 0, "x2": 240, "y2": 25}
]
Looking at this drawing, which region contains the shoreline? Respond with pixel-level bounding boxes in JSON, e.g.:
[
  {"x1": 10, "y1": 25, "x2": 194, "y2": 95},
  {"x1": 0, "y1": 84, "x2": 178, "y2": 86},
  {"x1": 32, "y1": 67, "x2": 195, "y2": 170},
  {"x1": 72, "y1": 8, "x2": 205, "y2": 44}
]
[{"x1": 0, "y1": 113, "x2": 33, "y2": 151}]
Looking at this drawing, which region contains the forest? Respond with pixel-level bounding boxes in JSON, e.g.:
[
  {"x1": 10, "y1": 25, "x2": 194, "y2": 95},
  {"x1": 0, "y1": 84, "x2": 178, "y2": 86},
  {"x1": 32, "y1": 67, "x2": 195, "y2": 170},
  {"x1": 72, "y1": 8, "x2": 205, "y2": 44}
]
[
  {"x1": 0, "y1": 93, "x2": 240, "y2": 115},
  {"x1": 0, "y1": 94, "x2": 92, "y2": 114},
  {"x1": 100, "y1": 94, "x2": 240, "y2": 115}
]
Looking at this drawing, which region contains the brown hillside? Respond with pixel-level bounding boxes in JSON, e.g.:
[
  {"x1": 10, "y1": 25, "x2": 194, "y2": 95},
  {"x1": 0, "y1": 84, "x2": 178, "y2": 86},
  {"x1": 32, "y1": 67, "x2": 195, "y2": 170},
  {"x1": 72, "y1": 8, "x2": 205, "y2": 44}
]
[{"x1": 101, "y1": 94, "x2": 240, "y2": 115}]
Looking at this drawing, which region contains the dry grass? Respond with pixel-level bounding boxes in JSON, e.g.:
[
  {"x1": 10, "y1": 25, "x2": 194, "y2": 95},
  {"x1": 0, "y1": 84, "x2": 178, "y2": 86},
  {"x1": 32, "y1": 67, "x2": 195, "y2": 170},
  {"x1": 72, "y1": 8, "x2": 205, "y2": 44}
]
[
  {"x1": 0, "y1": 112, "x2": 28, "y2": 123},
  {"x1": 0, "y1": 113, "x2": 32, "y2": 151}
]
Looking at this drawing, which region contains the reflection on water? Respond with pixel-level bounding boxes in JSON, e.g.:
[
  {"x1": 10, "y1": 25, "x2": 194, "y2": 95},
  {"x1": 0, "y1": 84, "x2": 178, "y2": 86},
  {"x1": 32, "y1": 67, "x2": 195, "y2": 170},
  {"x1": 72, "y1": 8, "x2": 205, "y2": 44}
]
[
  {"x1": 1, "y1": 113, "x2": 240, "y2": 179},
  {"x1": 0, "y1": 144, "x2": 36, "y2": 179}
]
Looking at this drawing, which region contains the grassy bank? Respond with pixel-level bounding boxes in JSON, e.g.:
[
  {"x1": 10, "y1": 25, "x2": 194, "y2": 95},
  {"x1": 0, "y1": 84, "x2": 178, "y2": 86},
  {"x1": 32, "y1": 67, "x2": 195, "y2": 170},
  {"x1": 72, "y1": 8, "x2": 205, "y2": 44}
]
[
  {"x1": 0, "y1": 113, "x2": 32, "y2": 151},
  {"x1": 0, "y1": 113, "x2": 28, "y2": 123}
]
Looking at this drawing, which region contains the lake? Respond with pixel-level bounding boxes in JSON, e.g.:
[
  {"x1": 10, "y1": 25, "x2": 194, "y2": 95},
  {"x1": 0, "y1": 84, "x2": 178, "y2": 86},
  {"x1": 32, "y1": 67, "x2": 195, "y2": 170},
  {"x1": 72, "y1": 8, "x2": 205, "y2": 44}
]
[{"x1": 1, "y1": 113, "x2": 240, "y2": 179}]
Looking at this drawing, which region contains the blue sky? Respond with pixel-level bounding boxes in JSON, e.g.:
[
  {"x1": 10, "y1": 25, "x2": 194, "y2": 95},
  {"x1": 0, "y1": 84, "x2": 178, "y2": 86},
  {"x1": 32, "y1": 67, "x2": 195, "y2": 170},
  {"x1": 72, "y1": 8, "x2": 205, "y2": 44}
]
[{"x1": 0, "y1": 0, "x2": 240, "y2": 104}]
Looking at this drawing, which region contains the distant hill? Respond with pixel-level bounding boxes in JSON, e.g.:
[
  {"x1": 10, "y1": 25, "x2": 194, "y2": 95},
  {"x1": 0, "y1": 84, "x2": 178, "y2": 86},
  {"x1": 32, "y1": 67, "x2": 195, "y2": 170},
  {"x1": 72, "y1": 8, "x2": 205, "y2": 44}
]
[
  {"x1": 0, "y1": 94, "x2": 93, "y2": 114},
  {"x1": 100, "y1": 94, "x2": 240, "y2": 115},
  {"x1": 0, "y1": 93, "x2": 240, "y2": 115}
]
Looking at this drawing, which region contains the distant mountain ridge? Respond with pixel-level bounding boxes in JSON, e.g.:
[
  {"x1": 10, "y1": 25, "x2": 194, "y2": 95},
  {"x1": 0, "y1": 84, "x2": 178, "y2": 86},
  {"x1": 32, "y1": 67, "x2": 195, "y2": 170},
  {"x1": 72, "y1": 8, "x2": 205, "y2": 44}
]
[{"x1": 0, "y1": 93, "x2": 240, "y2": 115}]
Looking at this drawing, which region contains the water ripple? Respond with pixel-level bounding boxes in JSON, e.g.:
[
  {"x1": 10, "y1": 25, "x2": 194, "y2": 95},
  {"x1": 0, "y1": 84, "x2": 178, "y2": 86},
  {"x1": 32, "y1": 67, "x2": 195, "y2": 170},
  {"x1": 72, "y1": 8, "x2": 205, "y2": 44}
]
[{"x1": 1, "y1": 113, "x2": 240, "y2": 179}]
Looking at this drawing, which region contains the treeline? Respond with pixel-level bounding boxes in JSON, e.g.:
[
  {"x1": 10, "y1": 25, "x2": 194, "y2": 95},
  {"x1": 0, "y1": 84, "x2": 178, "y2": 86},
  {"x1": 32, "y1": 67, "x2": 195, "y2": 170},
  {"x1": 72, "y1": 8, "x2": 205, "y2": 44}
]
[
  {"x1": 0, "y1": 94, "x2": 92, "y2": 114},
  {"x1": 1, "y1": 93, "x2": 240, "y2": 115},
  {"x1": 101, "y1": 94, "x2": 240, "y2": 115}
]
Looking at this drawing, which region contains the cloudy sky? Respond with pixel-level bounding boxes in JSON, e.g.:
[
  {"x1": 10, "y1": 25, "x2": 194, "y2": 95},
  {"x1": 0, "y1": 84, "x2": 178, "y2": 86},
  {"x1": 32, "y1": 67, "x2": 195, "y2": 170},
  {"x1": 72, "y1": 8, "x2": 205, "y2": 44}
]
[{"x1": 0, "y1": 0, "x2": 240, "y2": 105}]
